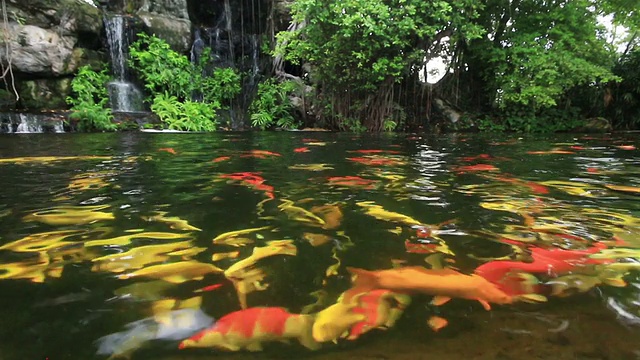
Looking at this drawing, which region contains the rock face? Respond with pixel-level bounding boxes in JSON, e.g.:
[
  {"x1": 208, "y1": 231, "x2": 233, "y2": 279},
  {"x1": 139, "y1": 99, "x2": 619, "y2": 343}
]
[
  {"x1": 105, "y1": 0, "x2": 192, "y2": 52},
  {"x1": 1, "y1": 0, "x2": 286, "y2": 113},
  {"x1": 1, "y1": 0, "x2": 104, "y2": 110}
]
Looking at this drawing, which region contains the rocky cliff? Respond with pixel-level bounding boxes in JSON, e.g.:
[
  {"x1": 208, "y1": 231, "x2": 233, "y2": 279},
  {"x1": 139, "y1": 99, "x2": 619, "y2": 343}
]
[{"x1": 0, "y1": 0, "x2": 288, "y2": 113}]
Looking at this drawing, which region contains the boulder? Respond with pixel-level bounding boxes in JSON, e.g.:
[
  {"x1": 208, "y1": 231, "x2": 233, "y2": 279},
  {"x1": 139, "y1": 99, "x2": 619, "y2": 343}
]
[
  {"x1": 138, "y1": 0, "x2": 189, "y2": 19},
  {"x1": 137, "y1": 12, "x2": 191, "y2": 52},
  {"x1": 16, "y1": 78, "x2": 73, "y2": 110},
  {"x1": 6, "y1": 0, "x2": 103, "y2": 38},
  {"x1": 0, "y1": 23, "x2": 77, "y2": 76}
]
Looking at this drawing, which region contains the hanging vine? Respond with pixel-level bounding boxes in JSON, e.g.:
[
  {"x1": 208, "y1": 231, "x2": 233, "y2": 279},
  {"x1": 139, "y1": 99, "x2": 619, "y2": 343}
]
[{"x1": 1, "y1": 0, "x2": 20, "y2": 103}]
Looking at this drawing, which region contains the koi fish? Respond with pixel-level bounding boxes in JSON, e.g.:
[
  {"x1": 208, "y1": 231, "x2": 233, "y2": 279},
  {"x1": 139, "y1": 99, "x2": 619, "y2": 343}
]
[
  {"x1": 294, "y1": 147, "x2": 310, "y2": 153},
  {"x1": 349, "y1": 149, "x2": 401, "y2": 154},
  {"x1": 345, "y1": 266, "x2": 517, "y2": 310},
  {"x1": 212, "y1": 156, "x2": 231, "y2": 163},
  {"x1": 117, "y1": 261, "x2": 223, "y2": 283},
  {"x1": 240, "y1": 150, "x2": 281, "y2": 158},
  {"x1": 141, "y1": 211, "x2": 202, "y2": 231},
  {"x1": 219, "y1": 172, "x2": 275, "y2": 199},
  {"x1": 311, "y1": 295, "x2": 366, "y2": 342},
  {"x1": 327, "y1": 176, "x2": 378, "y2": 189},
  {"x1": 158, "y1": 148, "x2": 177, "y2": 154},
  {"x1": 452, "y1": 164, "x2": 499, "y2": 173},
  {"x1": 224, "y1": 240, "x2": 297, "y2": 308},
  {"x1": 347, "y1": 157, "x2": 405, "y2": 166},
  {"x1": 346, "y1": 289, "x2": 411, "y2": 340},
  {"x1": 179, "y1": 307, "x2": 319, "y2": 351},
  {"x1": 212, "y1": 226, "x2": 272, "y2": 245},
  {"x1": 278, "y1": 199, "x2": 326, "y2": 226},
  {"x1": 488, "y1": 175, "x2": 550, "y2": 194},
  {"x1": 356, "y1": 201, "x2": 423, "y2": 227},
  {"x1": 604, "y1": 184, "x2": 640, "y2": 195},
  {"x1": 474, "y1": 243, "x2": 613, "y2": 295},
  {"x1": 526, "y1": 150, "x2": 574, "y2": 155},
  {"x1": 97, "y1": 308, "x2": 213, "y2": 359}
]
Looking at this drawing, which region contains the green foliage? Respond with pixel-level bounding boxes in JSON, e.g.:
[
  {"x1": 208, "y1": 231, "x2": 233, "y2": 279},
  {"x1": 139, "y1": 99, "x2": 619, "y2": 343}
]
[
  {"x1": 66, "y1": 65, "x2": 117, "y2": 132},
  {"x1": 607, "y1": 49, "x2": 640, "y2": 129},
  {"x1": 467, "y1": 0, "x2": 621, "y2": 112},
  {"x1": 249, "y1": 79, "x2": 299, "y2": 130},
  {"x1": 150, "y1": 93, "x2": 217, "y2": 132},
  {"x1": 128, "y1": 33, "x2": 241, "y2": 131},
  {"x1": 275, "y1": 0, "x2": 482, "y2": 130}
]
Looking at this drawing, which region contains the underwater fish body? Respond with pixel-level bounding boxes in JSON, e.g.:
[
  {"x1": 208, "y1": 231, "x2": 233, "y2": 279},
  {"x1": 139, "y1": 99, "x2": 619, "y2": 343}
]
[
  {"x1": 346, "y1": 266, "x2": 513, "y2": 310},
  {"x1": 179, "y1": 307, "x2": 319, "y2": 351},
  {"x1": 474, "y1": 244, "x2": 613, "y2": 295},
  {"x1": 346, "y1": 289, "x2": 411, "y2": 340},
  {"x1": 96, "y1": 308, "x2": 213, "y2": 359}
]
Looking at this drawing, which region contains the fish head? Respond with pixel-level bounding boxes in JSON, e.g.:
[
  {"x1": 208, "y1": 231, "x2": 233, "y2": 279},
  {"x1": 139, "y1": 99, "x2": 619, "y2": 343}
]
[{"x1": 477, "y1": 279, "x2": 513, "y2": 304}]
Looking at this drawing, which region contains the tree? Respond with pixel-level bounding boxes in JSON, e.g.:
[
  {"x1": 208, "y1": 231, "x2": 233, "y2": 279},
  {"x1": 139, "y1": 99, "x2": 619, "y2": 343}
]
[{"x1": 275, "y1": 0, "x2": 483, "y2": 131}]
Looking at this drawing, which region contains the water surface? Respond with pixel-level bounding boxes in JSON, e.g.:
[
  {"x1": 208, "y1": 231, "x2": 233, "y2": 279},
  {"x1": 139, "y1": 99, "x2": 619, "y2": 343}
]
[{"x1": 0, "y1": 132, "x2": 639, "y2": 359}]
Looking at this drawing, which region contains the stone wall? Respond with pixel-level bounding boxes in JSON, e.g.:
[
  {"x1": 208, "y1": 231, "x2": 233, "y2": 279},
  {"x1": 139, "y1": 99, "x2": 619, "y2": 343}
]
[
  {"x1": 0, "y1": 0, "x2": 291, "y2": 112},
  {"x1": 1, "y1": 0, "x2": 104, "y2": 110}
]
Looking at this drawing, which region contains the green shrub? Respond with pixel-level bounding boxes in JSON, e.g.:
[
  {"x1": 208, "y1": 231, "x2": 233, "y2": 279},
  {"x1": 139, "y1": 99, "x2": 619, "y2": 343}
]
[
  {"x1": 66, "y1": 65, "x2": 117, "y2": 132},
  {"x1": 128, "y1": 33, "x2": 241, "y2": 131},
  {"x1": 150, "y1": 93, "x2": 217, "y2": 131},
  {"x1": 249, "y1": 79, "x2": 299, "y2": 130}
]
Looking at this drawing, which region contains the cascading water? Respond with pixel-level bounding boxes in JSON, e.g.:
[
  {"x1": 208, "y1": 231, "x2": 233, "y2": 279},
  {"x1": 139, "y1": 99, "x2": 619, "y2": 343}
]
[
  {"x1": 188, "y1": 0, "x2": 270, "y2": 129},
  {"x1": 0, "y1": 113, "x2": 65, "y2": 133},
  {"x1": 104, "y1": 15, "x2": 143, "y2": 113}
]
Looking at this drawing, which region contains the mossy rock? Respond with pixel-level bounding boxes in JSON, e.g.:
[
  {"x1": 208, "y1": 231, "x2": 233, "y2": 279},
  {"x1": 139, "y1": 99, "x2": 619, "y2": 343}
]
[{"x1": 16, "y1": 78, "x2": 73, "y2": 111}]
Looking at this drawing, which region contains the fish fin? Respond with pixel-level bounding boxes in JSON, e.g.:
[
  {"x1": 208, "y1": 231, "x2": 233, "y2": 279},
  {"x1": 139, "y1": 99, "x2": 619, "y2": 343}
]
[
  {"x1": 427, "y1": 316, "x2": 449, "y2": 332},
  {"x1": 515, "y1": 294, "x2": 547, "y2": 303},
  {"x1": 478, "y1": 299, "x2": 492, "y2": 311},
  {"x1": 245, "y1": 342, "x2": 263, "y2": 352},
  {"x1": 602, "y1": 277, "x2": 627, "y2": 287},
  {"x1": 346, "y1": 267, "x2": 378, "y2": 292},
  {"x1": 431, "y1": 296, "x2": 451, "y2": 306}
]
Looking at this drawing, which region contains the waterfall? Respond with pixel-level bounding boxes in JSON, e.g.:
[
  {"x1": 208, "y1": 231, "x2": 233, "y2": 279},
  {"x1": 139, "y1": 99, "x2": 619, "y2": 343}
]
[
  {"x1": 104, "y1": 15, "x2": 143, "y2": 113},
  {"x1": 0, "y1": 113, "x2": 65, "y2": 133},
  {"x1": 188, "y1": 0, "x2": 270, "y2": 129}
]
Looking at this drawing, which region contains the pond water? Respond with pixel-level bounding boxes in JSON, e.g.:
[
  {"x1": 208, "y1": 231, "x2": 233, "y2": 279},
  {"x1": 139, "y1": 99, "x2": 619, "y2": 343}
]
[{"x1": 0, "y1": 132, "x2": 639, "y2": 360}]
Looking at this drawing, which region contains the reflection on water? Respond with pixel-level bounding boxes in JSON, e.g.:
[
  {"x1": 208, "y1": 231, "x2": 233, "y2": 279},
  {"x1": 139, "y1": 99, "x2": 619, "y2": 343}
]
[{"x1": 0, "y1": 132, "x2": 639, "y2": 359}]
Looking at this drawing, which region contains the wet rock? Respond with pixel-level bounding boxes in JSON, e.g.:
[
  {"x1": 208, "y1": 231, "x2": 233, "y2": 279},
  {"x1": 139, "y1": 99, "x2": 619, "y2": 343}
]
[
  {"x1": 16, "y1": 78, "x2": 72, "y2": 111},
  {"x1": 137, "y1": 12, "x2": 191, "y2": 52},
  {"x1": 0, "y1": 23, "x2": 77, "y2": 76}
]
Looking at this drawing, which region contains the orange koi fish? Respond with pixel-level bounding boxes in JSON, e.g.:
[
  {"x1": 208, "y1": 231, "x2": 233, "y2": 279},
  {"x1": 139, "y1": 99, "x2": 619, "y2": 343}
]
[
  {"x1": 347, "y1": 157, "x2": 403, "y2": 166},
  {"x1": 294, "y1": 147, "x2": 310, "y2": 153},
  {"x1": 158, "y1": 148, "x2": 177, "y2": 155},
  {"x1": 220, "y1": 172, "x2": 275, "y2": 199},
  {"x1": 179, "y1": 307, "x2": 319, "y2": 351},
  {"x1": 346, "y1": 266, "x2": 513, "y2": 310},
  {"x1": 349, "y1": 149, "x2": 402, "y2": 154},
  {"x1": 452, "y1": 164, "x2": 499, "y2": 173},
  {"x1": 327, "y1": 176, "x2": 378, "y2": 189},
  {"x1": 490, "y1": 175, "x2": 550, "y2": 195},
  {"x1": 347, "y1": 289, "x2": 411, "y2": 340},
  {"x1": 526, "y1": 150, "x2": 574, "y2": 155},
  {"x1": 240, "y1": 150, "x2": 281, "y2": 158},
  {"x1": 212, "y1": 156, "x2": 231, "y2": 163},
  {"x1": 475, "y1": 243, "x2": 613, "y2": 295}
]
